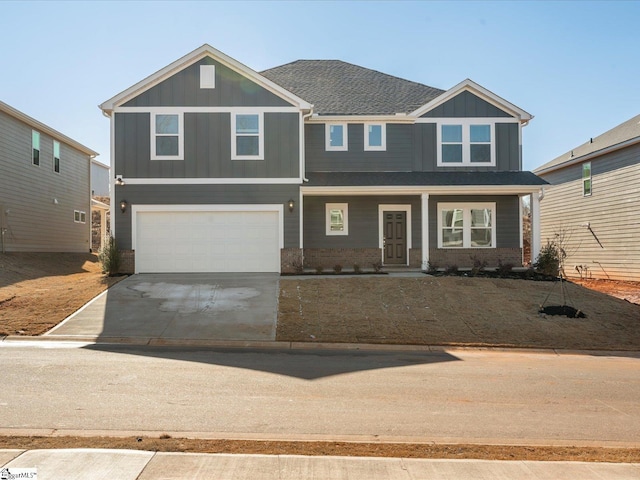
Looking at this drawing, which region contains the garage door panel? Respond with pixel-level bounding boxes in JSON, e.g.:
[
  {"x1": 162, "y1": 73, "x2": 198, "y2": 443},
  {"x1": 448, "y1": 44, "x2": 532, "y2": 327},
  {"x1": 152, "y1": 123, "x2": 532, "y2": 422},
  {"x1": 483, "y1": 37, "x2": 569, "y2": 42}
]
[{"x1": 135, "y1": 209, "x2": 280, "y2": 273}]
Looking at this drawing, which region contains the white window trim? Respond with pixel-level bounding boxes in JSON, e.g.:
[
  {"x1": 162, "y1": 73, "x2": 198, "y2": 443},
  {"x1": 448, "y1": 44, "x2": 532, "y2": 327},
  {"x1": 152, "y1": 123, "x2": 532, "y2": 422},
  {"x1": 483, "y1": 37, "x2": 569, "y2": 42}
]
[
  {"x1": 32, "y1": 130, "x2": 40, "y2": 166},
  {"x1": 325, "y1": 123, "x2": 348, "y2": 151},
  {"x1": 150, "y1": 112, "x2": 184, "y2": 161},
  {"x1": 364, "y1": 123, "x2": 386, "y2": 151},
  {"x1": 437, "y1": 202, "x2": 496, "y2": 249},
  {"x1": 53, "y1": 140, "x2": 60, "y2": 174},
  {"x1": 325, "y1": 203, "x2": 349, "y2": 236},
  {"x1": 74, "y1": 210, "x2": 86, "y2": 224},
  {"x1": 436, "y1": 120, "x2": 496, "y2": 167},
  {"x1": 231, "y1": 112, "x2": 264, "y2": 160},
  {"x1": 200, "y1": 64, "x2": 216, "y2": 89},
  {"x1": 582, "y1": 162, "x2": 592, "y2": 197}
]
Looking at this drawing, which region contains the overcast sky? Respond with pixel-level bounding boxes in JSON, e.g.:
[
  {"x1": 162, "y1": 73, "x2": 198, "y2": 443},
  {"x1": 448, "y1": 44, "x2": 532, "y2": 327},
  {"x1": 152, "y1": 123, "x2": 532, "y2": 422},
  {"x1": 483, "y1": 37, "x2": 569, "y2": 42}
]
[{"x1": 1, "y1": 0, "x2": 638, "y2": 171}]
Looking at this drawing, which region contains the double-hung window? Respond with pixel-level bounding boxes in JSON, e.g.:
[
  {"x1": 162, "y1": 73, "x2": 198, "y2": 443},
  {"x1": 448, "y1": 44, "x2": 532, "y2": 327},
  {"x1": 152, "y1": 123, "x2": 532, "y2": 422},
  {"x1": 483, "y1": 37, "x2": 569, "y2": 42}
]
[
  {"x1": 74, "y1": 210, "x2": 86, "y2": 224},
  {"x1": 582, "y1": 162, "x2": 592, "y2": 196},
  {"x1": 151, "y1": 112, "x2": 183, "y2": 160},
  {"x1": 53, "y1": 140, "x2": 60, "y2": 173},
  {"x1": 325, "y1": 124, "x2": 348, "y2": 151},
  {"x1": 232, "y1": 113, "x2": 263, "y2": 160},
  {"x1": 438, "y1": 203, "x2": 496, "y2": 248},
  {"x1": 438, "y1": 121, "x2": 495, "y2": 166},
  {"x1": 32, "y1": 130, "x2": 40, "y2": 166},
  {"x1": 325, "y1": 203, "x2": 348, "y2": 235},
  {"x1": 364, "y1": 123, "x2": 386, "y2": 151}
]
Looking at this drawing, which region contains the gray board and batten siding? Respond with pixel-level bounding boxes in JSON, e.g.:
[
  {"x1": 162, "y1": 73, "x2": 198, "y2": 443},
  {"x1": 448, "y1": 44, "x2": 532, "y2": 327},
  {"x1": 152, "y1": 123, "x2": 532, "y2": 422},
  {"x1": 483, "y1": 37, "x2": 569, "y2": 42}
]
[
  {"x1": 114, "y1": 112, "x2": 300, "y2": 179},
  {"x1": 305, "y1": 122, "x2": 520, "y2": 173},
  {"x1": 0, "y1": 109, "x2": 91, "y2": 252},
  {"x1": 538, "y1": 142, "x2": 640, "y2": 282},
  {"x1": 114, "y1": 184, "x2": 300, "y2": 251},
  {"x1": 122, "y1": 57, "x2": 294, "y2": 108},
  {"x1": 420, "y1": 91, "x2": 513, "y2": 118}
]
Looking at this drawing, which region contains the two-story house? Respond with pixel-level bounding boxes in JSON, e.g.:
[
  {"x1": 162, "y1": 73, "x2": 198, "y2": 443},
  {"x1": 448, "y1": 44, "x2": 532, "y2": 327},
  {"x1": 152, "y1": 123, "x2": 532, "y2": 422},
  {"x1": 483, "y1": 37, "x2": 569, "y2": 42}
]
[
  {"x1": 0, "y1": 100, "x2": 98, "y2": 253},
  {"x1": 99, "y1": 45, "x2": 546, "y2": 274}
]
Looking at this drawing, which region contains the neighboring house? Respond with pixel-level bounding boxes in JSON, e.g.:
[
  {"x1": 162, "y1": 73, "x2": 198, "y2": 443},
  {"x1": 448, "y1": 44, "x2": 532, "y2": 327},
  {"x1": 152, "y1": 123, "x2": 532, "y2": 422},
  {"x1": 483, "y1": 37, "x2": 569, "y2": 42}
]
[
  {"x1": 99, "y1": 44, "x2": 546, "y2": 274},
  {"x1": 0, "y1": 100, "x2": 98, "y2": 253},
  {"x1": 534, "y1": 114, "x2": 640, "y2": 281},
  {"x1": 91, "y1": 159, "x2": 110, "y2": 197},
  {"x1": 90, "y1": 159, "x2": 110, "y2": 252}
]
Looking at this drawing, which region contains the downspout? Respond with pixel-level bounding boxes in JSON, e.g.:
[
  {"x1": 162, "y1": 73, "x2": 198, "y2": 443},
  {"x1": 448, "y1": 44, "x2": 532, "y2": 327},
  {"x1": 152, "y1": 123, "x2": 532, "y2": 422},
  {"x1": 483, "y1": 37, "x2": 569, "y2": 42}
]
[
  {"x1": 301, "y1": 108, "x2": 313, "y2": 183},
  {"x1": 299, "y1": 107, "x2": 313, "y2": 267}
]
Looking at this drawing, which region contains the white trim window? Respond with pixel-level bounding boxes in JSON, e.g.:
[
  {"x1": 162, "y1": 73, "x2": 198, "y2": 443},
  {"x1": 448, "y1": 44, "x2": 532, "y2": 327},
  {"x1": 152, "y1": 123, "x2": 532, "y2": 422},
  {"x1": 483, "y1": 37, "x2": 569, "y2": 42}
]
[
  {"x1": 437, "y1": 203, "x2": 496, "y2": 248},
  {"x1": 437, "y1": 120, "x2": 495, "y2": 166},
  {"x1": 232, "y1": 112, "x2": 264, "y2": 160},
  {"x1": 74, "y1": 210, "x2": 86, "y2": 224},
  {"x1": 364, "y1": 123, "x2": 386, "y2": 151},
  {"x1": 582, "y1": 162, "x2": 592, "y2": 196},
  {"x1": 32, "y1": 130, "x2": 40, "y2": 166},
  {"x1": 151, "y1": 112, "x2": 183, "y2": 160},
  {"x1": 53, "y1": 140, "x2": 60, "y2": 173},
  {"x1": 326, "y1": 203, "x2": 348, "y2": 235},
  {"x1": 325, "y1": 123, "x2": 348, "y2": 151}
]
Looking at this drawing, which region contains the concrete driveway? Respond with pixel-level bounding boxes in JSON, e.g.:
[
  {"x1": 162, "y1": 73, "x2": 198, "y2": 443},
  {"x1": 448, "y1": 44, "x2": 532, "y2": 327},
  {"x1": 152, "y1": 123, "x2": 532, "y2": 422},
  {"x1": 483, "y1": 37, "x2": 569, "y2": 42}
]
[{"x1": 46, "y1": 273, "x2": 279, "y2": 342}]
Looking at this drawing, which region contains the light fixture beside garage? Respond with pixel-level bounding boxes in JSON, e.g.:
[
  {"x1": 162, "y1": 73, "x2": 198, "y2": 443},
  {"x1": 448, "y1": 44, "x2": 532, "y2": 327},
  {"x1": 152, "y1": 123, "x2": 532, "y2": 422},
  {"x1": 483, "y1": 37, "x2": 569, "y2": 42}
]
[
  {"x1": 287, "y1": 199, "x2": 295, "y2": 213},
  {"x1": 120, "y1": 200, "x2": 128, "y2": 213}
]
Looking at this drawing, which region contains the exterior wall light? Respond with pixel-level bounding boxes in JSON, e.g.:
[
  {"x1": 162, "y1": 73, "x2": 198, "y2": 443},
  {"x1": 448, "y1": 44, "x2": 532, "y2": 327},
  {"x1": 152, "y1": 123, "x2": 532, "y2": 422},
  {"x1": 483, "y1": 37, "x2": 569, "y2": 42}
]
[
  {"x1": 120, "y1": 200, "x2": 128, "y2": 213},
  {"x1": 288, "y1": 199, "x2": 295, "y2": 213}
]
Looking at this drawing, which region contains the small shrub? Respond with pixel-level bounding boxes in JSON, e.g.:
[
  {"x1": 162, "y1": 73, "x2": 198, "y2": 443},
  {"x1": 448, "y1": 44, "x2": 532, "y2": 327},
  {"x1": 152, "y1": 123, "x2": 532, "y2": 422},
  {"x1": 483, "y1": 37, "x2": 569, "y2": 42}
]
[
  {"x1": 533, "y1": 241, "x2": 561, "y2": 277},
  {"x1": 314, "y1": 264, "x2": 324, "y2": 274},
  {"x1": 292, "y1": 259, "x2": 304, "y2": 274},
  {"x1": 445, "y1": 264, "x2": 459, "y2": 275},
  {"x1": 497, "y1": 260, "x2": 514, "y2": 278},
  {"x1": 98, "y1": 236, "x2": 121, "y2": 276},
  {"x1": 352, "y1": 263, "x2": 361, "y2": 274},
  {"x1": 470, "y1": 256, "x2": 487, "y2": 276},
  {"x1": 333, "y1": 264, "x2": 343, "y2": 274},
  {"x1": 372, "y1": 261, "x2": 383, "y2": 273}
]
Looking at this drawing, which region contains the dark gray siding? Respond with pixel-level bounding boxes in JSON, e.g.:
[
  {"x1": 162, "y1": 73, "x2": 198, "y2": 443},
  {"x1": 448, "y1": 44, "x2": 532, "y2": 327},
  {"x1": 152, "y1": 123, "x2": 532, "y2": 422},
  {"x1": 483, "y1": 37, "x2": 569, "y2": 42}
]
[
  {"x1": 496, "y1": 123, "x2": 520, "y2": 170},
  {"x1": 123, "y1": 57, "x2": 293, "y2": 107},
  {"x1": 0, "y1": 110, "x2": 91, "y2": 252},
  {"x1": 429, "y1": 195, "x2": 521, "y2": 248},
  {"x1": 305, "y1": 123, "x2": 413, "y2": 172},
  {"x1": 115, "y1": 112, "x2": 299, "y2": 178},
  {"x1": 114, "y1": 184, "x2": 300, "y2": 250},
  {"x1": 413, "y1": 123, "x2": 437, "y2": 171},
  {"x1": 420, "y1": 91, "x2": 513, "y2": 118},
  {"x1": 303, "y1": 195, "x2": 421, "y2": 248}
]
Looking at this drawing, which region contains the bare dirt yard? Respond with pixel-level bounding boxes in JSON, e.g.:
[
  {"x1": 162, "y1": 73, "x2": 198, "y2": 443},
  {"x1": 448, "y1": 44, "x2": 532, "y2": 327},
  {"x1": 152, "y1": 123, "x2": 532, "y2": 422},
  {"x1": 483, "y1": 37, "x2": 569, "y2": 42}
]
[{"x1": 277, "y1": 276, "x2": 640, "y2": 350}]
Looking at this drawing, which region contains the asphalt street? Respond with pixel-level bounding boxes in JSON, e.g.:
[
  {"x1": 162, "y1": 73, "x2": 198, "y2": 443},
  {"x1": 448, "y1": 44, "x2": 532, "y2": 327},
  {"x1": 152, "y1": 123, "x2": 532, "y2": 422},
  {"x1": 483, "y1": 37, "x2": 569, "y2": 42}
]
[{"x1": 0, "y1": 343, "x2": 638, "y2": 446}]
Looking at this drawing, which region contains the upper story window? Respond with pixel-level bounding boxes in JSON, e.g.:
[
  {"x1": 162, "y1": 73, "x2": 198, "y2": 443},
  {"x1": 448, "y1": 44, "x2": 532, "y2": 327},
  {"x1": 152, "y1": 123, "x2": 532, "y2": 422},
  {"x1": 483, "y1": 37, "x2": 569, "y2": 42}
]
[
  {"x1": 438, "y1": 203, "x2": 496, "y2": 248},
  {"x1": 53, "y1": 140, "x2": 60, "y2": 173},
  {"x1": 325, "y1": 124, "x2": 348, "y2": 151},
  {"x1": 582, "y1": 162, "x2": 592, "y2": 196},
  {"x1": 232, "y1": 113, "x2": 264, "y2": 160},
  {"x1": 151, "y1": 112, "x2": 184, "y2": 160},
  {"x1": 364, "y1": 123, "x2": 386, "y2": 151},
  {"x1": 32, "y1": 130, "x2": 40, "y2": 166},
  {"x1": 438, "y1": 121, "x2": 495, "y2": 166},
  {"x1": 326, "y1": 203, "x2": 349, "y2": 236}
]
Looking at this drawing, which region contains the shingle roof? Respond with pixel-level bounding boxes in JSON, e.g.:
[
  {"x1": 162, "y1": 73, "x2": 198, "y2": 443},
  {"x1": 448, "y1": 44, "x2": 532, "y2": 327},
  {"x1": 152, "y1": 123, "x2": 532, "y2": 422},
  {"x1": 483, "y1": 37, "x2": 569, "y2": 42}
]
[
  {"x1": 534, "y1": 114, "x2": 640, "y2": 174},
  {"x1": 261, "y1": 60, "x2": 444, "y2": 115},
  {"x1": 305, "y1": 171, "x2": 547, "y2": 187}
]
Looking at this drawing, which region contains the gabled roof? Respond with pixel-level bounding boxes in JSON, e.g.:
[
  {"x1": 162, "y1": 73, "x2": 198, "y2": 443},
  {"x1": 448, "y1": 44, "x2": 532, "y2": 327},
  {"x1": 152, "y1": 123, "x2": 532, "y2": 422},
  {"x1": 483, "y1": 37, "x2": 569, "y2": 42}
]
[
  {"x1": 0, "y1": 100, "x2": 98, "y2": 157},
  {"x1": 534, "y1": 114, "x2": 640, "y2": 175},
  {"x1": 99, "y1": 44, "x2": 313, "y2": 114},
  {"x1": 411, "y1": 79, "x2": 533, "y2": 122},
  {"x1": 261, "y1": 60, "x2": 444, "y2": 115}
]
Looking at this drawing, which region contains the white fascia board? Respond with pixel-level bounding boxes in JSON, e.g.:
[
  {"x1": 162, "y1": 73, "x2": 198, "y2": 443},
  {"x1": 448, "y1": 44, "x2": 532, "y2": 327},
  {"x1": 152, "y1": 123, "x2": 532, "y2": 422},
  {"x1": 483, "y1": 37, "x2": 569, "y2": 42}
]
[
  {"x1": 114, "y1": 106, "x2": 300, "y2": 114},
  {"x1": 99, "y1": 44, "x2": 313, "y2": 114},
  {"x1": 91, "y1": 158, "x2": 110, "y2": 169},
  {"x1": 120, "y1": 177, "x2": 302, "y2": 185},
  {"x1": 301, "y1": 185, "x2": 544, "y2": 196},
  {"x1": 91, "y1": 198, "x2": 110, "y2": 210},
  {"x1": 0, "y1": 100, "x2": 99, "y2": 157},
  {"x1": 410, "y1": 79, "x2": 533, "y2": 123},
  {"x1": 307, "y1": 114, "x2": 413, "y2": 124}
]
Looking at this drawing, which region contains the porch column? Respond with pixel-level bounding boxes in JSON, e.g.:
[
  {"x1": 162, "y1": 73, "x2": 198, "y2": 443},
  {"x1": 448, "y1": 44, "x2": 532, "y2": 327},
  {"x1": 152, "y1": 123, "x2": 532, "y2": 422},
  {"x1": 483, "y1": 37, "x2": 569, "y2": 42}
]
[
  {"x1": 531, "y1": 191, "x2": 541, "y2": 263},
  {"x1": 100, "y1": 209, "x2": 107, "y2": 250},
  {"x1": 421, "y1": 193, "x2": 429, "y2": 270}
]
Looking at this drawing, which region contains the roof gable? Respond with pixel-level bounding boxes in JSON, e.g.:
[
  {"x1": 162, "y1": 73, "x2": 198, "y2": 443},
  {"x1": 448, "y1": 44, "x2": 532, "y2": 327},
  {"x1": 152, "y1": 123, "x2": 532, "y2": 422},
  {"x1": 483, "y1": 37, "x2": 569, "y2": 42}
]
[{"x1": 100, "y1": 44, "x2": 312, "y2": 114}]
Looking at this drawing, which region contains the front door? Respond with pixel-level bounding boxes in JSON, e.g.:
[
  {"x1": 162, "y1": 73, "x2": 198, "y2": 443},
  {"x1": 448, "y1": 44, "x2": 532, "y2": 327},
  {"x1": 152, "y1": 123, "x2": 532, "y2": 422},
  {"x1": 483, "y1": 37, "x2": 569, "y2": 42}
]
[{"x1": 383, "y1": 211, "x2": 407, "y2": 264}]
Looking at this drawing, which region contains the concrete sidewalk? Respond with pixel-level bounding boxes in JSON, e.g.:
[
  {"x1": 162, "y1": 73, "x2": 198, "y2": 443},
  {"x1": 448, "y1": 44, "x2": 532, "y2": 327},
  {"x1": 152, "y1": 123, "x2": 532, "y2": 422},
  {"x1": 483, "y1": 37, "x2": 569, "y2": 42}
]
[{"x1": 2, "y1": 449, "x2": 640, "y2": 479}]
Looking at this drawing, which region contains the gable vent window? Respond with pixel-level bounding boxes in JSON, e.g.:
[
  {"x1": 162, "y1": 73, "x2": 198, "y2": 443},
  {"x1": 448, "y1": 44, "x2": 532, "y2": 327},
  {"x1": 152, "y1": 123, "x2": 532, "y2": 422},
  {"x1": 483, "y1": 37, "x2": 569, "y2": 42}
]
[
  {"x1": 151, "y1": 112, "x2": 183, "y2": 160},
  {"x1": 53, "y1": 140, "x2": 60, "y2": 173},
  {"x1": 582, "y1": 162, "x2": 592, "y2": 196},
  {"x1": 32, "y1": 130, "x2": 40, "y2": 166},
  {"x1": 200, "y1": 65, "x2": 216, "y2": 89}
]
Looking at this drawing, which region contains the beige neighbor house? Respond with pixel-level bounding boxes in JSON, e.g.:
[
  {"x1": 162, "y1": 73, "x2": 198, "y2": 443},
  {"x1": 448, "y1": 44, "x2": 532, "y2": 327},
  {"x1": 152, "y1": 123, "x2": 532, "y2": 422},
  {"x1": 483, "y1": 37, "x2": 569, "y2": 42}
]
[
  {"x1": 534, "y1": 114, "x2": 640, "y2": 281},
  {"x1": 0, "y1": 100, "x2": 99, "y2": 253}
]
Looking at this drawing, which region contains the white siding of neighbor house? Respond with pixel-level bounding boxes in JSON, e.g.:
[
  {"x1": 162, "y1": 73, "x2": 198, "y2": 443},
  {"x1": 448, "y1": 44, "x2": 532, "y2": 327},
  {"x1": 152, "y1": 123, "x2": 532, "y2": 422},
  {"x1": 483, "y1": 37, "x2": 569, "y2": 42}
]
[
  {"x1": 0, "y1": 109, "x2": 91, "y2": 252},
  {"x1": 539, "y1": 143, "x2": 640, "y2": 281},
  {"x1": 91, "y1": 161, "x2": 110, "y2": 197}
]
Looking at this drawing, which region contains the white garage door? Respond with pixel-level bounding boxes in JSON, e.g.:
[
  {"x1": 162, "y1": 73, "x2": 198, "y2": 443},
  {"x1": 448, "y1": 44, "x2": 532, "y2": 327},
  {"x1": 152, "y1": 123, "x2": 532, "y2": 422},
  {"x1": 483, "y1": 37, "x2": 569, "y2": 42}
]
[{"x1": 135, "y1": 209, "x2": 280, "y2": 273}]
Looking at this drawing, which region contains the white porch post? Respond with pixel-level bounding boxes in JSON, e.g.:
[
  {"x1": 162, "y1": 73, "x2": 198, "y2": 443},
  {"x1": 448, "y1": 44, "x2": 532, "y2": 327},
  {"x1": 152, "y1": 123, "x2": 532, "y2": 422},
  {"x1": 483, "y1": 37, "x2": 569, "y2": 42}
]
[
  {"x1": 100, "y1": 210, "x2": 107, "y2": 250},
  {"x1": 421, "y1": 193, "x2": 429, "y2": 270},
  {"x1": 531, "y1": 191, "x2": 541, "y2": 263}
]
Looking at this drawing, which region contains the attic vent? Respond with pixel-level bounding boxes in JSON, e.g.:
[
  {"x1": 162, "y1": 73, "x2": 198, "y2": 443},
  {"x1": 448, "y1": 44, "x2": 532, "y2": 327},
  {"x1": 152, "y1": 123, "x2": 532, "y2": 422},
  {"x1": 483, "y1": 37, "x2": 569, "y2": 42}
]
[{"x1": 200, "y1": 65, "x2": 216, "y2": 89}]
